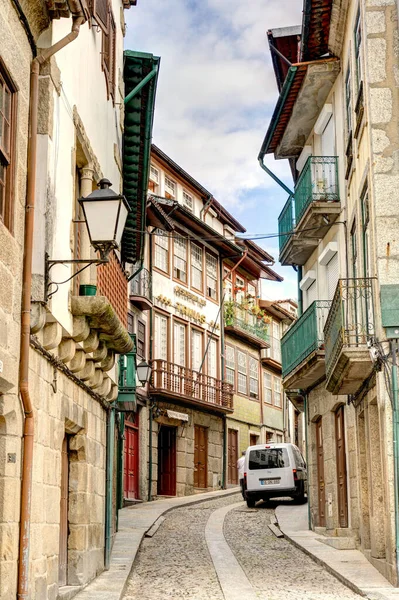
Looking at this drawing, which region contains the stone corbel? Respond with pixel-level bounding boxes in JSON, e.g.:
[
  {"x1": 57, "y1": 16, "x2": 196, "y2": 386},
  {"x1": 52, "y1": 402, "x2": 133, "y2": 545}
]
[
  {"x1": 70, "y1": 349, "x2": 86, "y2": 373},
  {"x1": 58, "y1": 339, "x2": 76, "y2": 363},
  {"x1": 83, "y1": 331, "x2": 99, "y2": 353},
  {"x1": 72, "y1": 316, "x2": 90, "y2": 342},
  {"x1": 97, "y1": 376, "x2": 112, "y2": 397},
  {"x1": 78, "y1": 359, "x2": 95, "y2": 382},
  {"x1": 93, "y1": 341, "x2": 108, "y2": 363},
  {"x1": 43, "y1": 321, "x2": 63, "y2": 351},
  {"x1": 107, "y1": 383, "x2": 118, "y2": 402},
  {"x1": 101, "y1": 351, "x2": 115, "y2": 372},
  {"x1": 89, "y1": 369, "x2": 104, "y2": 390},
  {"x1": 31, "y1": 302, "x2": 47, "y2": 334},
  {"x1": 71, "y1": 296, "x2": 133, "y2": 354}
]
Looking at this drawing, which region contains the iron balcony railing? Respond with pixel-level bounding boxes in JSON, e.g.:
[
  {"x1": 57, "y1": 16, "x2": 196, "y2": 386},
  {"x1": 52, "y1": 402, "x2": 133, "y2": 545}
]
[
  {"x1": 224, "y1": 303, "x2": 270, "y2": 344},
  {"x1": 295, "y1": 156, "x2": 339, "y2": 224},
  {"x1": 278, "y1": 195, "x2": 295, "y2": 254},
  {"x1": 324, "y1": 278, "x2": 376, "y2": 382},
  {"x1": 281, "y1": 300, "x2": 332, "y2": 379},
  {"x1": 150, "y1": 359, "x2": 233, "y2": 410},
  {"x1": 130, "y1": 268, "x2": 152, "y2": 301}
]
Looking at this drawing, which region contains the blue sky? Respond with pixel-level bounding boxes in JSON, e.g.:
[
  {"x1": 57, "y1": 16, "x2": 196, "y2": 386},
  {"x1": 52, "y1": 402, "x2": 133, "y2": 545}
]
[{"x1": 125, "y1": 0, "x2": 303, "y2": 300}]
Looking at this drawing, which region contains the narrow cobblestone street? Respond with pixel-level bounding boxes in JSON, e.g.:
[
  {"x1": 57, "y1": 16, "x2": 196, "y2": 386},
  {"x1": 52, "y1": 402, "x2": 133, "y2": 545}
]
[{"x1": 123, "y1": 493, "x2": 362, "y2": 600}]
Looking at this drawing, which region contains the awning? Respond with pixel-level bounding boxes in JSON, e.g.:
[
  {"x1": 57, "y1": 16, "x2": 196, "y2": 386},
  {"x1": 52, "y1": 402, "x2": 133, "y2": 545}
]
[{"x1": 122, "y1": 50, "x2": 160, "y2": 264}]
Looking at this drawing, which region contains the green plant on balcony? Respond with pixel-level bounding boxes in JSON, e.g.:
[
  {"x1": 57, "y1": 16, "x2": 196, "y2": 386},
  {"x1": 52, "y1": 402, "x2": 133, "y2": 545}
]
[{"x1": 224, "y1": 300, "x2": 235, "y2": 326}]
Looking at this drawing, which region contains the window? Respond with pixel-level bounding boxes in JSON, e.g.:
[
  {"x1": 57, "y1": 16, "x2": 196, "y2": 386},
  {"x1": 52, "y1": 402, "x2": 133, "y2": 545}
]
[
  {"x1": 96, "y1": 0, "x2": 116, "y2": 102},
  {"x1": 249, "y1": 357, "x2": 258, "y2": 398},
  {"x1": 225, "y1": 345, "x2": 235, "y2": 387},
  {"x1": 274, "y1": 378, "x2": 282, "y2": 408},
  {"x1": 192, "y1": 330, "x2": 203, "y2": 372},
  {"x1": 207, "y1": 338, "x2": 217, "y2": 379},
  {"x1": 361, "y1": 186, "x2": 370, "y2": 277},
  {"x1": 224, "y1": 268, "x2": 233, "y2": 301},
  {"x1": 247, "y1": 282, "x2": 256, "y2": 304},
  {"x1": 248, "y1": 448, "x2": 289, "y2": 470},
  {"x1": 149, "y1": 165, "x2": 159, "y2": 193},
  {"x1": 137, "y1": 321, "x2": 146, "y2": 359},
  {"x1": 127, "y1": 312, "x2": 134, "y2": 334},
  {"x1": 237, "y1": 351, "x2": 247, "y2": 394},
  {"x1": 276, "y1": 434, "x2": 283, "y2": 444},
  {"x1": 154, "y1": 229, "x2": 169, "y2": 272},
  {"x1": 345, "y1": 65, "x2": 352, "y2": 136},
  {"x1": 235, "y1": 275, "x2": 245, "y2": 303},
  {"x1": 271, "y1": 321, "x2": 281, "y2": 362},
  {"x1": 173, "y1": 235, "x2": 187, "y2": 282},
  {"x1": 183, "y1": 190, "x2": 193, "y2": 211},
  {"x1": 266, "y1": 431, "x2": 274, "y2": 443},
  {"x1": 354, "y1": 9, "x2": 362, "y2": 93},
  {"x1": 173, "y1": 322, "x2": 186, "y2": 366},
  {"x1": 0, "y1": 60, "x2": 16, "y2": 231},
  {"x1": 351, "y1": 221, "x2": 358, "y2": 279},
  {"x1": 263, "y1": 372, "x2": 272, "y2": 404},
  {"x1": 154, "y1": 313, "x2": 168, "y2": 360},
  {"x1": 165, "y1": 176, "x2": 176, "y2": 199},
  {"x1": 206, "y1": 252, "x2": 218, "y2": 300},
  {"x1": 191, "y1": 243, "x2": 203, "y2": 291},
  {"x1": 326, "y1": 253, "x2": 339, "y2": 301}
]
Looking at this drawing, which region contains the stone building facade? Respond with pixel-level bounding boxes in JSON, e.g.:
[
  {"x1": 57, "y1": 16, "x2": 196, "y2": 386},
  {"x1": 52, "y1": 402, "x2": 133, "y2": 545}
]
[
  {"x1": 0, "y1": 1, "x2": 158, "y2": 599},
  {"x1": 259, "y1": 0, "x2": 399, "y2": 585}
]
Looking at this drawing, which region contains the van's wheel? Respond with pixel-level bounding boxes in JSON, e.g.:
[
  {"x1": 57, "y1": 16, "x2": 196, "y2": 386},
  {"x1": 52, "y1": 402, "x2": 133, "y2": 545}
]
[{"x1": 246, "y1": 497, "x2": 256, "y2": 508}]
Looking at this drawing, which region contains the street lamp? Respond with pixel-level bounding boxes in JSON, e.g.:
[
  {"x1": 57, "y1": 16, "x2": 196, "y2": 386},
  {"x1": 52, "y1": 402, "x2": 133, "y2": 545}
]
[
  {"x1": 45, "y1": 178, "x2": 130, "y2": 300},
  {"x1": 136, "y1": 359, "x2": 152, "y2": 387}
]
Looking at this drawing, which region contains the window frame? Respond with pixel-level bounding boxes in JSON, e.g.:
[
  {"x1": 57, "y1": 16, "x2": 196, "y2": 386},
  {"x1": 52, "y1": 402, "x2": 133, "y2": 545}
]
[
  {"x1": 225, "y1": 343, "x2": 235, "y2": 390},
  {"x1": 137, "y1": 319, "x2": 146, "y2": 359},
  {"x1": 191, "y1": 327, "x2": 204, "y2": 372},
  {"x1": 249, "y1": 356, "x2": 259, "y2": 399},
  {"x1": 91, "y1": 0, "x2": 109, "y2": 33},
  {"x1": 182, "y1": 189, "x2": 194, "y2": 211},
  {"x1": 273, "y1": 377, "x2": 282, "y2": 408},
  {"x1": 164, "y1": 175, "x2": 176, "y2": 199},
  {"x1": 101, "y1": 4, "x2": 116, "y2": 102},
  {"x1": 190, "y1": 242, "x2": 204, "y2": 293},
  {"x1": 173, "y1": 318, "x2": 187, "y2": 367},
  {"x1": 153, "y1": 229, "x2": 170, "y2": 274},
  {"x1": 354, "y1": 8, "x2": 363, "y2": 94},
  {"x1": 154, "y1": 311, "x2": 169, "y2": 362},
  {"x1": 237, "y1": 350, "x2": 248, "y2": 396},
  {"x1": 263, "y1": 371, "x2": 273, "y2": 405},
  {"x1": 205, "y1": 251, "x2": 219, "y2": 302},
  {"x1": 173, "y1": 234, "x2": 188, "y2": 284},
  {"x1": 0, "y1": 58, "x2": 17, "y2": 233}
]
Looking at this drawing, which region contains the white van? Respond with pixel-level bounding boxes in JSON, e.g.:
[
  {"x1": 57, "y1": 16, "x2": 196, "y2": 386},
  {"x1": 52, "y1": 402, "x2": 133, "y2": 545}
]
[{"x1": 243, "y1": 442, "x2": 307, "y2": 507}]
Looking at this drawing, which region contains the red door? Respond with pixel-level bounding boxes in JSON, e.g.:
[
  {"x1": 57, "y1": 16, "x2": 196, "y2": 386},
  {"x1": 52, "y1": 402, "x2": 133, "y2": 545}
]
[
  {"x1": 158, "y1": 426, "x2": 176, "y2": 496},
  {"x1": 335, "y1": 406, "x2": 348, "y2": 527},
  {"x1": 316, "y1": 418, "x2": 326, "y2": 527},
  {"x1": 124, "y1": 414, "x2": 139, "y2": 500}
]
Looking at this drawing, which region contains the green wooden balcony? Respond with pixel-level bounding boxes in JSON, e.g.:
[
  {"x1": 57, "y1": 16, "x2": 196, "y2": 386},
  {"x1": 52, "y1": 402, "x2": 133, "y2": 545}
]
[
  {"x1": 295, "y1": 156, "x2": 339, "y2": 223},
  {"x1": 279, "y1": 156, "x2": 341, "y2": 266},
  {"x1": 224, "y1": 302, "x2": 270, "y2": 348},
  {"x1": 278, "y1": 195, "x2": 294, "y2": 256},
  {"x1": 118, "y1": 334, "x2": 137, "y2": 411},
  {"x1": 324, "y1": 278, "x2": 376, "y2": 395},
  {"x1": 281, "y1": 301, "x2": 331, "y2": 390}
]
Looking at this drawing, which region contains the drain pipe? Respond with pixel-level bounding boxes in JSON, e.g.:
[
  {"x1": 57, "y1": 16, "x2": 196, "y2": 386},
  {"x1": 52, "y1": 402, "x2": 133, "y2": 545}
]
[
  {"x1": 17, "y1": 16, "x2": 85, "y2": 600},
  {"x1": 258, "y1": 156, "x2": 294, "y2": 197},
  {"x1": 391, "y1": 339, "x2": 399, "y2": 585},
  {"x1": 148, "y1": 229, "x2": 154, "y2": 501},
  {"x1": 219, "y1": 259, "x2": 227, "y2": 489},
  {"x1": 105, "y1": 405, "x2": 115, "y2": 569}
]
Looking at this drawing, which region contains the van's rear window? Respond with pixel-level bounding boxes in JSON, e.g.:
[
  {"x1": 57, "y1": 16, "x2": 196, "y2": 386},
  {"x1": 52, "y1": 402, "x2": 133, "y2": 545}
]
[{"x1": 248, "y1": 448, "x2": 289, "y2": 470}]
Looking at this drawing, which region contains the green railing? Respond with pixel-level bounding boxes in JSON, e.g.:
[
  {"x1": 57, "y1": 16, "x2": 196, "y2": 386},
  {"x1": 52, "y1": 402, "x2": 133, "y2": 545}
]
[
  {"x1": 278, "y1": 195, "x2": 295, "y2": 254},
  {"x1": 224, "y1": 303, "x2": 270, "y2": 344},
  {"x1": 324, "y1": 278, "x2": 376, "y2": 382},
  {"x1": 295, "y1": 156, "x2": 339, "y2": 224},
  {"x1": 118, "y1": 334, "x2": 136, "y2": 406},
  {"x1": 281, "y1": 300, "x2": 332, "y2": 379}
]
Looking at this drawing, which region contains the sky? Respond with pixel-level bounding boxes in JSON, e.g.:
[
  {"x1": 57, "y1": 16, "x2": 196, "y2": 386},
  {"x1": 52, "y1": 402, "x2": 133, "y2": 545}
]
[{"x1": 125, "y1": 0, "x2": 303, "y2": 300}]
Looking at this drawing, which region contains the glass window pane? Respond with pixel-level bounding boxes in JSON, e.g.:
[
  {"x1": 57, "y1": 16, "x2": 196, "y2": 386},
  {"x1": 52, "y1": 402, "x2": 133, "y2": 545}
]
[{"x1": 248, "y1": 448, "x2": 289, "y2": 470}]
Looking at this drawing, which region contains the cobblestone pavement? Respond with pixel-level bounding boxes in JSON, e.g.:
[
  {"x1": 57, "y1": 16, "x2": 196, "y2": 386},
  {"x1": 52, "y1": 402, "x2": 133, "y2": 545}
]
[
  {"x1": 123, "y1": 494, "x2": 363, "y2": 600},
  {"x1": 124, "y1": 494, "x2": 240, "y2": 600},
  {"x1": 224, "y1": 500, "x2": 362, "y2": 600}
]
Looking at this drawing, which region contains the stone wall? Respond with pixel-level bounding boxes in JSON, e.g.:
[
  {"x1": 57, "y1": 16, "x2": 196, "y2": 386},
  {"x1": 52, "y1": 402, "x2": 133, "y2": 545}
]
[
  {"x1": 307, "y1": 384, "x2": 359, "y2": 536},
  {"x1": 28, "y1": 346, "x2": 107, "y2": 598},
  {"x1": 149, "y1": 401, "x2": 224, "y2": 498},
  {"x1": 0, "y1": 2, "x2": 35, "y2": 598}
]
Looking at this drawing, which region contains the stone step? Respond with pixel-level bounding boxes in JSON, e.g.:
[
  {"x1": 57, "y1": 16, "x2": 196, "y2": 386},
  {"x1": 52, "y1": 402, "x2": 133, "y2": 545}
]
[{"x1": 318, "y1": 536, "x2": 357, "y2": 550}]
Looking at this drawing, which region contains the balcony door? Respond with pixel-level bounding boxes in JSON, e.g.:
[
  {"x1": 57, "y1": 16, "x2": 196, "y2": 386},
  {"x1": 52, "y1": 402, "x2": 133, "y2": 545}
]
[
  {"x1": 227, "y1": 429, "x2": 238, "y2": 484},
  {"x1": 194, "y1": 425, "x2": 208, "y2": 489},
  {"x1": 158, "y1": 426, "x2": 176, "y2": 496},
  {"x1": 192, "y1": 329, "x2": 203, "y2": 399},
  {"x1": 326, "y1": 252, "x2": 339, "y2": 300},
  {"x1": 320, "y1": 114, "x2": 336, "y2": 197},
  {"x1": 173, "y1": 322, "x2": 186, "y2": 393}
]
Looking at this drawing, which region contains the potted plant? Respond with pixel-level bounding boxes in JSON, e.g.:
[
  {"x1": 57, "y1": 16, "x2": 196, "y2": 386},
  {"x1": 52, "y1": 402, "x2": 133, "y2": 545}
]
[{"x1": 224, "y1": 300, "x2": 235, "y2": 326}]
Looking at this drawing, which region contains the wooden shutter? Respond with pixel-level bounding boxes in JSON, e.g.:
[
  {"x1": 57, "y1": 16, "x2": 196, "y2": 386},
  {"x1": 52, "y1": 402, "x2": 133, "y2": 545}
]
[{"x1": 93, "y1": 0, "x2": 109, "y2": 33}]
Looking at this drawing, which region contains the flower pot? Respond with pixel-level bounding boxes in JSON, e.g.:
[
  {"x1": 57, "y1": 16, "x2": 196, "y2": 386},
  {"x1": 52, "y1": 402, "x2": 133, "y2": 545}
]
[{"x1": 79, "y1": 284, "x2": 97, "y2": 296}]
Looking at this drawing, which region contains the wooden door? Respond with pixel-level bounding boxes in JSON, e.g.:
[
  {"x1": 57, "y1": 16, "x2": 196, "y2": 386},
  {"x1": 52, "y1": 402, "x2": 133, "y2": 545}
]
[
  {"x1": 194, "y1": 425, "x2": 208, "y2": 489},
  {"x1": 335, "y1": 406, "x2": 349, "y2": 527},
  {"x1": 157, "y1": 426, "x2": 176, "y2": 496},
  {"x1": 316, "y1": 419, "x2": 326, "y2": 527},
  {"x1": 227, "y1": 429, "x2": 238, "y2": 484},
  {"x1": 59, "y1": 436, "x2": 69, "y2": 586},
  {"x1": 250, "y1": 434, "x2": 258, "y2": 446},
  {"x1": 124, "y1": 414, "x2": 139, "y2": 500}
]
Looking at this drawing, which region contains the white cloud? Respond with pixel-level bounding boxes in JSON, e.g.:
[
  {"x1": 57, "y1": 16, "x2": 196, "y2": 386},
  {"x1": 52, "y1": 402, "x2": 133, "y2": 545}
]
[{"x1": 125, "y1": 0, "x2": 301, "y2": 209}]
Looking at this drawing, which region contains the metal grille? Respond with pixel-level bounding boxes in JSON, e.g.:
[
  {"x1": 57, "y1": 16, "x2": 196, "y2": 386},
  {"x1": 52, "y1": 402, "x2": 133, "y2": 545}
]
[
  {"x1": 130, "y1": 268, "x2": 152, "y2": 300},
  {"x1": 324, "y1": 278, "x2": 376, "y2": 381},
  {"x1": 278, "y1": 195, "x2": 295, "y2": 254},
  {"x1": 294, "y1": 156, "x2": 339, "y2": 224}
]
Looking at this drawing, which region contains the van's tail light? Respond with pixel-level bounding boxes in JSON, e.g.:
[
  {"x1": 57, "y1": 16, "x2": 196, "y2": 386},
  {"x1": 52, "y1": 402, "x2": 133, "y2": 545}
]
[
  {"x1": 293, "y1": 469, "x2": 298, "y2": 481},
  {"x1": 244, "y1": 473, "x2": 247, "y2": 489}
]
